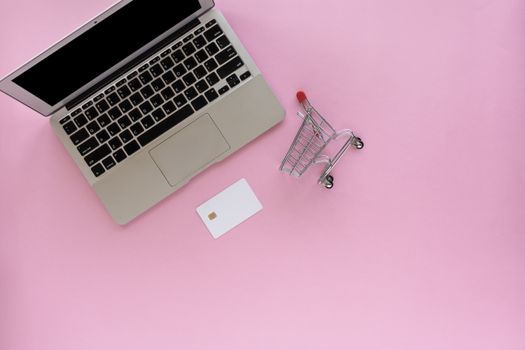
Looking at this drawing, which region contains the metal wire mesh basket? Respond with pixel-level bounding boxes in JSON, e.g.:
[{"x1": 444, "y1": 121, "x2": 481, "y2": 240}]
[{"x1": 279, "y1": 91, "x2": 364, "y2": 188}]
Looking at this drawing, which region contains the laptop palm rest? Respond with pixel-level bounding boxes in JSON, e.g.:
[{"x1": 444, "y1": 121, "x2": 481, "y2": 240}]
[{"x1": 149, "y1": 114, "x2": 230, "y2": 187}]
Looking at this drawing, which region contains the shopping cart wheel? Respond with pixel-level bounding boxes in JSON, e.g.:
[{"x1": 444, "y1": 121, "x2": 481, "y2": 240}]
[
  {"x1": 323, "y1": 175, "x2": 334, "y2": 189},
  {"x1": 353, "y1": 137, "x2": 364, "y2": 150}
]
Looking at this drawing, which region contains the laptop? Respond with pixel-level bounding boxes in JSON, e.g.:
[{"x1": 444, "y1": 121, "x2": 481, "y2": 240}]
[{"x1": 0, "y1": 0, "x2": 284, "y2": 224}]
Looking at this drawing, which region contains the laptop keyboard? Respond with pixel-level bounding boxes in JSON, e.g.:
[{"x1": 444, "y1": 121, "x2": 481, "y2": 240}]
[{"x1": 59, "y1": 19, "x2": 252, "y2": 178}]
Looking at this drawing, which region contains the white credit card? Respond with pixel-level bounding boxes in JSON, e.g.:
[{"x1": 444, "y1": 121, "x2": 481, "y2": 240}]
[{"x1": 196, "y1": 179, "x2": 263, "y2": 239}]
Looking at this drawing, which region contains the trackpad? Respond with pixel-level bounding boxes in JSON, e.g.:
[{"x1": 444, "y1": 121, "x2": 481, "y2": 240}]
[{"x1": 149, "y1": 115, "x2": 230, "y2": 187}]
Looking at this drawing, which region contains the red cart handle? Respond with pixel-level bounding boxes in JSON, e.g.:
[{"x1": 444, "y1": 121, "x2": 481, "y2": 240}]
[{"x1": 296, "y1": 91, "x2": 307, "y2": 103}]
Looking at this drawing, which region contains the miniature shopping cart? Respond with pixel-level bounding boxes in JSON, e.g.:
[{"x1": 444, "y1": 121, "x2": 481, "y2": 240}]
[{"x1": 279, "y1": 91, "x2": 364, "y2": 189}]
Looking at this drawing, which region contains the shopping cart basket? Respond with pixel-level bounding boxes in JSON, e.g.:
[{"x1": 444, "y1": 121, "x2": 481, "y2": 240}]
[{"x1": 279, "y1": 91, "x2": 364, "y2": 189}]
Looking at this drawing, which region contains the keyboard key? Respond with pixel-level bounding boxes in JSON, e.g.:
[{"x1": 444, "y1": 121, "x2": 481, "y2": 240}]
[
  {"x1": 109, "y1": 136, "x2": 122, "y2": 150},
  {"x1": 127, "y1": 71, "x2": 138, "y2": 79},
  {"x1": 183, "y1": 34, "x2": 194, "y2": 43},
  {"x1": 138, "y1": 63, "x2": 149, "y2": 72},
  {"x1": 151, "y1": 94, "x2": 164, "y2": 108},
  {"x1": 95, "y1": 100, "x2": 110, "y2": 113},
  {"x1": 162, "y1": 71, "x2": 176, "y2": 84},
  {"x1": 216, "y1": 35, "x2": 230, "y2": 49},
  {"x1": 182, "y1": 72, "x2": 197, "y2": 86},
  {"x1": 102, "y1": 156, "x2": 116, "y2": 171},
  {"x1": 116, "y1": 78, "x2": 127, "y2": 87},
  {"x1": 117, "y1": 115, "x2": 132, "y2": 129},
  {"x1": 108, "y1": 106, "x2": 122, "y2": 120},
  {"x1": 130, "y1": 122, "x2": 145, "y2": 136},
  {"x1": 94, "y1": 94, "x2": 104, "y2": 102},
  {"x1": 195, "y1": 50, "x2": 208, "y2": 63},
  {"x1": 204, "y1": 58, "x2": 218, "y2": 72},
  {"x1": 205, "y1": 42, "x2": 219, "y2": 56},
  {"x1": 74, "y1": 114, "x2": 88, "y2": 127},
  {"x1": 218, "y1": 85, "x2": 230, "y2": 95},
  {"x1": 203, "y1": 25, "x2": 223, "y2": 42},
  {"x1": 205, "y1": 88, "x2": 219, "y2": 102},
  {"x1": 152, "y1": 108, "x2": 166, "y2": 121},
  {"x1": 70, "y1": 128, "x2": 89, "y2": 145},
  {"x1": 60, "y1": 116, "x2": 71, "y2": 125},
  {"x1": 117, "y1": 85, "x2": 132, "y2": 98},
  {"x1": 172, "y1": 80, "x2": 185, "y2": 93},
  {"x1": 194, "y1": 65, "x2": 207, "y2": 79},
  {"x1": 140, "y1": 85, "x2": 154, "y2": 99},
  {"x1": 162, "y1": 101, "x2": 176, "y2": 114},
  {"x1": 86, "y1": 120, "x2": 101, "y2": 134},
  {"x1": 71, "y1": 109, "x2": 82, "y2": 117},
  {"x1": 91, "y1": 163, "x2": 105, "y2": 177},
  {"x1": 206, "y1": 72, "x2": 220, "y2": 86},
  {"x1": 85, "y1": 144, "x2": 111, "y2": 166},
  {"x1": 128, "y1": 78, "x2": 142, "y2": 91},
  {"x1": 77, "y1": 137, "x2": 99, "y2": 156},
  {"x1": 97, "y1": 113, "x2": 111, "y2": 127},
  {"x1": 173, "y1": 94, "x2": 187, "y2": 108},
  {"x1": 129, "y1": 109, "x2": 143, "y2": 122},
  {"x1": 193, "y1": 35, "x2": 206, "y2": 48},
  {"x1": 227, "y1": 74, "x2": 241, "y2": 88},
  {"x1": 113, "y1": 149, "x2": 127, "y2": 163},
  {"x1": 107, "y1": 123, "x2": 121, "y2": 136},
  {"x1": 107, "y1": 93, "x2": 120, "y2": 106},
  {"x1": 240, "y1": 71, "x2": 252, "y2": 81},
  {"x1": 195, "y1": 80, "x2": 209, "y2": 93},
  {"x1": 217, "y1": 57, "x2": 244, "y2": 79},
  {"x1": 151, "y1": 77, "x2": 165, "y2": 92},
  {"x1": 119, "y1": 99, "x2": 133, "y2": 113},
  {"x1": 139, "y1": 101, "x2": 153, "y2": 115},
  {"x1": 184, "y1": 57, "x2": 198, "y2": 71},
  {"x1": 129, "y1": 92, "x2": 144, "y2": 106},
  {"x1": 160, "y1": 48, "x2": 172, "y2": 57},
  {"x1": 160, "y1": 57, "x2": 174, "y2": 70},
  {"x1": 173, "y1": 64, "x2": 187, "y2": 78},
  {"x1": 182, "y1": 42, "x2": 196, "y2": 56},
  {"x1": 161, "y1": 86, "x2": 175, "y2": 100},
  {"x1": 138, "y1": 105, "x2": 194, "y2": 147},
  {"x1": 171, "y1": 49, "x2": 185, "y2": 63},
  {"x1": 184, "y1": 87, "x2": 198, "y2": 101},
  {"x1": 105, "y1": 86, "x2": 115, "y2": 94},
  {"x1": 139, "y1": 71, "x2": 153, "y2": 84},
  {"x1": 119, "y1": 129, "x2": 133, "y2": 143},
  {"x1": 216, "y1": 46, "x2": 237, "y2": 65},
  {"x1": 150, "y1": 64, "x2": 163, "y2": 77},
  {"x1": 141, "y1": 115, "x2": 155, "y2": 129},
  {"x1": 205, "y1": 19, "x2": 217, "y2": 28},
  {"x1": 82, "y1": 101, "x2": 93, "y2": 109},
  {"x1": 63, "y1": 121, "x2": 77, "y2": 134},
  {"x1": 191, "y1": 96, "x2": 208, "y2": 111},
  {"x1": 124, "y1": 140, "x2": 140, "y2": 156},
  {"x1": 96, "y1": 129, "x2": 110, "y2": 143}
]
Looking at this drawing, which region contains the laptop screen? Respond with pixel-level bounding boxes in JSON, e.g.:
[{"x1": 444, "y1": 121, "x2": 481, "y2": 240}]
[{"x1": 12, "y1": 0, "x2": 201, "y2": 106}]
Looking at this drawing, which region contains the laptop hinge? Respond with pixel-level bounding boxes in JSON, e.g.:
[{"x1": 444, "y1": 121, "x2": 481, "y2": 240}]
[{"x1": 66, "y1": 18, "x2": 200, "y2": 111}]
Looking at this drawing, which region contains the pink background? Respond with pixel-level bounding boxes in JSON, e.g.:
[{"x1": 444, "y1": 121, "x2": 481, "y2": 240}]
[{"x1": 1, "y1": 0, "x2": 524, "y2": 349}]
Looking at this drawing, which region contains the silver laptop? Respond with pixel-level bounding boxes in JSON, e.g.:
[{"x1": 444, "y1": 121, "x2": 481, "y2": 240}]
[{"x1": 0, "y1": 0, "x2": 284, "y2": 224}]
